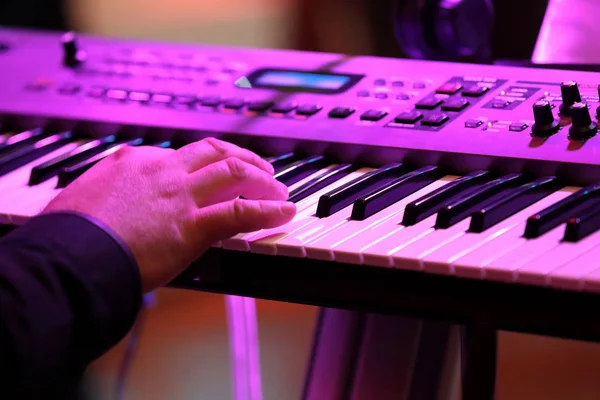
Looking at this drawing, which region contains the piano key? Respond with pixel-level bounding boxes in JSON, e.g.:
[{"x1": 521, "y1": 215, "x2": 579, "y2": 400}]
[
  {"x1": 351, "y1": 165, "x2": 442, "y2": 221},
  {"x1": 304, "y1": 177, "x2": 452, "y2": 261},
  {"x1": 421, "y1": 186, "x2": 567, "y2": 276},
  {"x1": 562, "y1": 199, "x2": 600, "y2": 242},
  {"x1": 273, "y1": 155, "x2": 330, "y2": 186},
  {"x1": 548, "y1": 245, "x2": 600, "y2": 291},
  {"x1": 524, "y1": 181, "x2": 600, "y2": 238},
  {"x1": 232, "y1": 169, "x2": 372, "y2": 254},
  {"x1": 0, "y1": 131, "x2": 74, "y2": 177},
  {"x1": 582, "y1": 264, "x2": 600, "y2": 293},
  {"x1": 221, "y1": 166, "x2": 368, "y2": 251},
  {"x1": 0, "y1": 128, "x2": 48, "y2": 156},
  {"x1": 331, "y1": 176, "x2": 459, "y2": 265},
  {"x1": 435, "y1": 173, "x2": 526, "y2": 228},
  {"x1": 265, "y1": 152, "x2": 299, "y2": 170},
  {"x1": 469, "y1": 176, "x2": 561, "y2": 233},
  {"x1": 515, "y1": 225, "x2": 600, "y2": 286},
  {"x1": 450, "y1": 189, "x2": 573, "y2": 279},
  {"x1": 288, "y1": 163, "x2": 356, "y2": 203},
  {"x1": 402, "y1": 170, "x2": 491, "y2": 226},
  {"x1": 28, "y1": 135, "x2": 118, "y2": 185},
  {"x1": 316, "y1": 163, "x2": 407, "y2": 218},
  {"x1": 56, "y1": 138, "x2": 144, "y2": 188}
]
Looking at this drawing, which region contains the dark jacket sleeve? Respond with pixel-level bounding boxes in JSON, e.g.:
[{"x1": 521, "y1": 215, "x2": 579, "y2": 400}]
[{"x1": 0, "y1": 212, "x2": 142, "y2": 399}]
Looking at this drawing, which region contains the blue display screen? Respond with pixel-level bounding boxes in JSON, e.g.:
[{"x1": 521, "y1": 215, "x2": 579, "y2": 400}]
[{"x1": 254, "y1": 71, "x2": 351, "y2": 90}]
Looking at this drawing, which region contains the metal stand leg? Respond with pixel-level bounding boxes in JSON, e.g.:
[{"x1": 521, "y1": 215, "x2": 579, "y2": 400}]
[
  {"x1": 461, "y1": 321, "x2": 497, "y2": 400},
  {"x1": 303, "y1": 308, "x2": 459, "y2": 400}
]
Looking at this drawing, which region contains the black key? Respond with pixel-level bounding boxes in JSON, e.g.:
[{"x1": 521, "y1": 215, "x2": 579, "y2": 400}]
[
  {"x1": 0, "y1": 131, "x2": 74, "y2": 177},
  {"x1": 351, "y1": 165, "x2": 442, "y2": 221},
  {"x1": 316, "y1": 163, "x2": 408, "y2": 218},
  {"x1": 29, "y1": 135, "x2": 118, "y2": 185},
  {"x1": 563, "y1": 199, "x2": 600, "y2": 242},
  {"x1": 274, "y1": 155, "x2": 329, "y2": 187},
  {"x1": 265, "y1": 153, "x2": 299, "y2": 170},
  {"x1": 288, "y1": 164, "x2": 356, "y2": 203},
  {"x1": 0, "y1": 128, "x2": 48, "y2": 157},
  {"x1": 402, "y1": 170, "x2": 491, "y2": 226},
  {"x1": 469, "y1": 176, "x2": 561, "y2": 233},
  {"x1": 524, "y1": 182, "x2": 600, "y2": 238},
  {"x1": 56, "y1": 138, "x2": 144, "y2": 188},
  {"x1": 151, "y1": 140, "x2": 174, "y2": 148},
  {"x1": 435, "y1": 173, "x2": 526, "y2": 228}
]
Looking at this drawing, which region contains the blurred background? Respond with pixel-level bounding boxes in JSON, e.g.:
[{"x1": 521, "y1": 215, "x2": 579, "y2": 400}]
[{"x1": 3, "y1": 0, "x2": 600, "y2": 398}]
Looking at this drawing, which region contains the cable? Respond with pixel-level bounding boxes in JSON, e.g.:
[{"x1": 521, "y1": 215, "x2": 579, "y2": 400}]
[{"x1": 114, "y1": 292, "x2": 155, "y2": 400}]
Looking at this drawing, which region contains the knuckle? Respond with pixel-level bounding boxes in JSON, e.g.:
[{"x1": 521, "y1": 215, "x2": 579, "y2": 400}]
[
  {"x1": 224, "y1": 157, "x2": 248, "y2": 180},
  {"x1": 201, "y1": 137, "x2": 227, "y2": 155},
  {"x1": 232, "y1": 198, "x2": 247, "y2": 223}
]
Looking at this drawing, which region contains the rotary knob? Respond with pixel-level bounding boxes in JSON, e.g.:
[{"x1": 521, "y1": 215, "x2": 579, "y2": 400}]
[
  {"x1": 531, "y1": 100, "x2": 560, "y2": 138},
  {"x1": 61, "y1": 31, "x2": 86, "y2": 67},
  {"x1": 559, "y1": 81, "x2": 582, "y2": 117},
  {"x1": 569, "y1": 102, "x2": 597, "y2": 140}
]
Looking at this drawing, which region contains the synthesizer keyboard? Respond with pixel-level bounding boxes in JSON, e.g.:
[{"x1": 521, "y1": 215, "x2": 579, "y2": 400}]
[{"x1": 2, "y1": 27, "x2": 600, "y2": 341}]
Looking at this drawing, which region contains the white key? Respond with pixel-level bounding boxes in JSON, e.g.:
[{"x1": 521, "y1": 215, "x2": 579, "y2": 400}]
[
  {"x1": 424, "y1": 189, "x2": 571, "y2": 277},
  {"x1": 516, "y1": 228, "x2": 600, "y2": 286},
  {"x1": 451, "y1": 188, "x2": 575, "y2": 279},
  {"x1": 222, "y1": 168, "x2": 372, "y2": 252},
  {"x1": 582, "y1": 265, "x2": 600, "y2": 293},
  {"x1": 303, "y1": 178, "x2": 454, "y2": 261},
  {"x1": 549, "y1": 246, "x2": 600, "y2": 291}
]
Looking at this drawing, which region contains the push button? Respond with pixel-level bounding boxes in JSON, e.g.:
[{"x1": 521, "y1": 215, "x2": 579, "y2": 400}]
[
  {"x1": 441, "y1": 97, "x2": 469, "y2": 111},
  {"x1": 462, "y1": 85, "x2": 489, "y2": 97},
  {"x1": 247, "y1": 101, "x2": 273, "y2": 112},
  {"x1": 391, "y1": 80, "x2": 405, "y2": 87},
  {"x1": 421, "y1": 114, "x2": 449, "y2": 126},
  {"x1": 394, "y1": 110, "x2": 422, "y2": 124},
  {"x1": 106, "y1": 89, "x2": 128, "y2": 101},
  {"x1": 396, "y1": 93, "x2": 410, "y2": 101},
  {"x1": 200, "y1": 96, "x2": 221, "y2": 107},
  {"x1": 360, "y1": 109, "x2": 387, "y2": 121},
  {"x1": 492, "y1": 99, "x2": 509, "y2": 109},
  {"x1": 465, "y1": 119, "x2": 483, "y2": 128},
  {"x1": 356, "y1": 90, "x2": 370, "y2": 97},
  {"x1": 57, "y1": 83, "x2": 81, "y2": 95},
  {"x1": 436, "y1": 82, "x2": 463, "y2": 95},
  {"x1": 509, "y1": 122, "x2": 528, "y2": 132},
  {"x1": 329, "y1": 107, "x2": 355, "y2": 118},
  {"x1": 373, "y1": 79, "x2": 386, "y2": 86},
  {"x1": 172, "y1": 95, "x2": 196, "y2": 107},
  {"x1": 374, "y1": 92, "x2": 388, "y2": 99},
  {"x1": 296, "y1": 104, "x2": 322, "y2": 116},
  {"x1": 151, "y1": 94, "x2": 173, "y2": 104},
  {"x1": 223, "y1": 98, "x2": 245, "y2": 109},
  {"x1": 271, "y1": 102, "x2": 297, "y2": 114},
  {"x1": 415, "y1": 97, "x2": 443, "y2": 110},
  {"x1": 129, "y1": 91, "x2": 151, "y2": 102},
  {"x1": 87, "y1": 86, "x2": 105, "y2": 98}
]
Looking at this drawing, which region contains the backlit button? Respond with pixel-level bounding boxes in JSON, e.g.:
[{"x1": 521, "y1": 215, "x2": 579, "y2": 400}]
[
  {"x1": 421, "y1": 114, "x2": 449, "y2": 126},
  {"x1": 106, "y1": 89, "x2": 128, "y2": 101},
  {"x1": 360, "y1": 109, "x2": 387, "y2": 121},
  {"x1": 129, "y1": 91, "x2": 151, "y2": 102},
  {"x1": 509, "y1": 122, "x2": 528, "y2": 132},
  {"x1": 394, "y1": 110, "x2": 422, "y2": 124},
  {"x1": 465, "y1": 119, "x2": 483, "y2": 128},
  {"x1": 247, "y1": 101, "x2": 273, "y2": 112},
  {"x1": 441, "y1": 97, "x2": 469, "y2": 111},
  {"x1": 462, "y1": 85, "x2": 489, "y2": 97},
  {"x1": 296, "y1": 104, "x2": 322, "y2": 116},
  {"x1": 223, "y1": 98, "x2": 245, "y2": 109},
  {"x1": 436, "y1": 82, "x2": 463, "y2": 95},
  {"x1": 87, "y1": 86, "x2": 105, "y2": 98},
  {"x1": 492, "y1": 99, "x2": 509, "y2": 109},
  {"x1": 151, "y1": 94, "x2": 173, "y2": 104},
  {"x1": 271, "y1": 102, "x2": 297, "y2": 114},
  {"x1": 415, "y1": 97, "x2": 443, "y2": 109},
  {"x1": 329, "y1": 107, "x2": 355, "y2": 118}
]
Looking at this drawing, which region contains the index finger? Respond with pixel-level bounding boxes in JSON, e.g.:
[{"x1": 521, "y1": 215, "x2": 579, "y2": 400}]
[{"x1": 174, "y1": 137, "x2": 274, "y2": 175}]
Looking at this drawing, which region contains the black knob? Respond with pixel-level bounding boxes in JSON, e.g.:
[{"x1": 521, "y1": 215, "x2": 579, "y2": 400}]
[
  {"x1": 531, "y1": 100, "x2": 560, "y2": 138},
  {"x1": 559, "y1": 81, "x2": 582, "y2": 117},
  {"x1": 569, "y1": 102, "x2": 597, "y2": 140},
  {"x1": 61, "y1": 31, "x2": 86, "y2": 67}
]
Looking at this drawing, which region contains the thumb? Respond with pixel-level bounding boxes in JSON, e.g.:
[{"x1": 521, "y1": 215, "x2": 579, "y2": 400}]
[{"x1": 198, "y1": 198, "x2": 297, "y2": 242}]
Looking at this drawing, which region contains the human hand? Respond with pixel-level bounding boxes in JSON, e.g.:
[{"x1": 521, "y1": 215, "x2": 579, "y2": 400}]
[{"x1": 43, "y1": 138, "x2": 296, "y2": 292}]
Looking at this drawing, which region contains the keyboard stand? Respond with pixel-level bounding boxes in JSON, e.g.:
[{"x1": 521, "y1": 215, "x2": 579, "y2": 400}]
[{"x1": 301, "y1": 308, "x2": 463, "y2": 400}]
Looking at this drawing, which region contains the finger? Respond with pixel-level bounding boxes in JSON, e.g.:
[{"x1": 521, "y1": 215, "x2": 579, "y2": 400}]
[
  {"x1": 174, "y1": 137, "x2": 274, "y2": 175},
  {"x1": 188, "y1": 157, "x2": 288, "y2": 206},
  {"x1": 197, "y1": 198, "x2": 296, "y2": 241}
]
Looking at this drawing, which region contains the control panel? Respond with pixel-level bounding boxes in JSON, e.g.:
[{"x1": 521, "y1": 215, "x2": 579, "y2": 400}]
[{"x1": 1, "y1": 28, "x2": 600, "y2": 169}]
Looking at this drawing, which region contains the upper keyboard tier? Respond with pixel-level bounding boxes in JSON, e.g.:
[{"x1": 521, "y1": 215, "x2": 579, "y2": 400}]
[{"x1": 2, "y1": 28, "x2": 600, "y2": 182}]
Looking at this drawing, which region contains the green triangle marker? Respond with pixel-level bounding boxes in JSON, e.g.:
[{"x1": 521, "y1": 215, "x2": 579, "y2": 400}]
[{"x1": 234, "y1": 76, "x2": 252, "y2": 89}]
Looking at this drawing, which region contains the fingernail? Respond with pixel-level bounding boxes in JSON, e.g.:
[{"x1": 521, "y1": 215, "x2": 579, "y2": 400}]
[
  {"x1": 265, "y1": 162, "x2": 275, "y2": 175},
  {"x1": 281, "y1": 202, "x2": 296, "y2": 215}
]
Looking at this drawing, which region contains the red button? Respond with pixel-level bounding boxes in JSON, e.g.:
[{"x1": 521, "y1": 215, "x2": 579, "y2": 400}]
[{"x1": 436, "y1": 82, "x2": 463, "y2": 95}]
